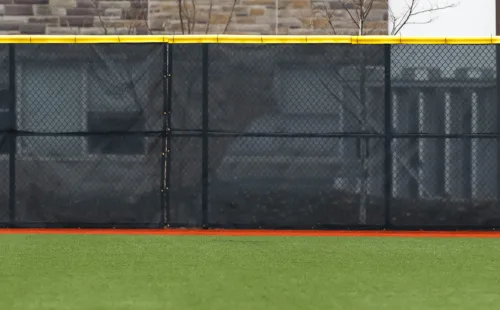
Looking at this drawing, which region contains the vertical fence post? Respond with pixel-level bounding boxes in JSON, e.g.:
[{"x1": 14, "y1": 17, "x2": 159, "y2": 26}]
[
  {"x1": 8, "y1": 44, "x2": 15, "y2": 227},
  {"x1": 165, "y1": 43, "x2": 173, "y2": 227},
  {"x1": 384, "y1": 44, "x2": 392, "y2": 228},
  {"x1": 161, "y1": 43, "x2": 168, "y2": 227},
  {"x1": 496, "y1": 44, "x2": 500, "y2": 202},
  {"x1": 202, "y1": 44, "x2": 209, "y2": 228}
]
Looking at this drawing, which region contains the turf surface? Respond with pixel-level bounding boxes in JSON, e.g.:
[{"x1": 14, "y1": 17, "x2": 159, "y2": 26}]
[{"x1": 0, "y1": 234, "x2": 499, "y2": 310}]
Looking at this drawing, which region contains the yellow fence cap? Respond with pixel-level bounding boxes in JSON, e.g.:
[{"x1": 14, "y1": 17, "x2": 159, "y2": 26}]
[
  {"x1": 399, "y1": 37, "x2": 447, "y2": 44},
  {"x1": 172, "y1": 35, "x2": 218, "y2": 43},
  {"x1": 75, "y1": 36, "x2": 120, "y2": 43},
  {"x1": 29, "y1": 35, "x2": 76, "y2": 43},
  {"x1": 117, "y1": 35, "x2": 165, "y2": 43},
  {"x1": 305, "y1": 35, "x2": 352, "y2": 44},
  {"x1": 0, "y1": 35, "x2": 498, "y2": 45},
  {"x1": 0, "y1": 35, "x2": 31, "y2": 43},
  {"x1": 354, "y1": 36, "x2": 401, "y2": 44},
  {"x1": 217, "y1": 35, "x2": 262, "y2": 44},
  {"x1": 444, "y1": 37, "x2": 493, "y2": 44},
  {"x1": 261, "y1": 35, "x2": 307, "y2": 44}
]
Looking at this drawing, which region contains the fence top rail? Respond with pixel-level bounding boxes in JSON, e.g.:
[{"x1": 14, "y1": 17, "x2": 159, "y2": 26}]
[{"x1": 1, "y1": 35, "x2": 500, "y2": 45}]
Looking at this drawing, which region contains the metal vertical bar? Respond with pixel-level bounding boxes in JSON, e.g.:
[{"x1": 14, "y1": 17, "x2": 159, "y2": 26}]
[
  {"x1": 165, "y1": 43, "x2": 173, "y2": 227},
  {"x1": 496, "y1": 0, "x2": 500, "y2": 205},
  {"x1": 383, "y1": 44, "x2": 392, "y2": 228},
  {"x1": 202, "y1": 44, "x2": 209, "y2": 228},
  {"x1": 8, "y1": 44, "x2": 15, "y2": 227},
  {"x1": 496, "y1": 45, "x2": 500, "y2": 201},
  {"x1": 160, "y1": 43, "x2": 168, "y2": 227},
  {"x1": 417, "y1": 91, "x2": 424, "y2": 198},
  {"x1": 464, "y1": 94, "x2": 472, "y2": 200},
  {"x1": 471, "y1": 91, "x2": 478, "y2": 199},
  {"x1": 444, "y1": 91, "x2": 452, "y2": 196}
]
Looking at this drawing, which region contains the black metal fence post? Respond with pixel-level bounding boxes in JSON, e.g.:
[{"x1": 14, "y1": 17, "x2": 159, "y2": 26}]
[
  {"x1": 202, "y1": 44, "x2": 209, "y2": 228},
  {"x1": 8, "y1": 44, "x2": 15, "y2": 227},
  {"x1": 161, "y1": 43, "x2": 169, "y2": 227},
  {"x1": 497, "y1": 44, "x2": 500, "y2": 202},
  {"x1": 165, "y1": 43, "x2": 173, "y2": 227},
  {"x1": 384, "y1": 44, "x2": 392, "y2": 228}
]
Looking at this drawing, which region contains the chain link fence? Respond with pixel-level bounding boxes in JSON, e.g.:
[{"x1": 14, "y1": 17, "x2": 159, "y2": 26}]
[
  {"x1": 1, "y1": 42, "x2": 499, "y2": 229},
  {"x1": 1, "y1": 44, "x2": 165, "y2": 227}
]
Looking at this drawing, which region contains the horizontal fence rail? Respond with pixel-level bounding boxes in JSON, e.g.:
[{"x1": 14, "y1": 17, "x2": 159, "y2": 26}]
[{"x1": 0, "y1": 37, "x2": 500, "y2": 230}]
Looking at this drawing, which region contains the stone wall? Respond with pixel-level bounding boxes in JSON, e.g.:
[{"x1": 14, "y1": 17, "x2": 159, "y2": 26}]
[{"x1": 0, "y1": 0, "x2": 388, "y2": 35}]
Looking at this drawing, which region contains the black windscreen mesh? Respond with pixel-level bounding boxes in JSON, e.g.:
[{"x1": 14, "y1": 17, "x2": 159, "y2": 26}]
[
  {"x1": 0, "y1": 134, "x2": 8, "y2": 224},
  {"x1": 171, "y1": 44, "x2": 203, "y2": 131},
  {"x1": 12, "y1": 44, "x2": 164, "y2": 227},
  {"x1": 207, "y1": 44, "x2": 385, "y2": 134},
  {"x1": 209, "y1": 137, "x2": 385, "y2": 227},
  {"x1": 168, "y1": 137, "x2": 202, "y2": 226},
  {"x1": 169, "y1": 44, "x2": 387, "y2": 227},
  {"x1": 0, "y1": 45, "x2": 9, "y2": 225},
  {"x1": 3, "y1": 42, "x2": 500, "y2": 229},
  {"x1": 390, "y1": 45, "x2": 499, "y2": 227}
]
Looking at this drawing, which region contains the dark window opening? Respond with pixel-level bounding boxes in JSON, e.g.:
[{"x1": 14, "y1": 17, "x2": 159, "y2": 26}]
[{"x1": 87, "y1": 111, "x2": 145, "y2": 155}]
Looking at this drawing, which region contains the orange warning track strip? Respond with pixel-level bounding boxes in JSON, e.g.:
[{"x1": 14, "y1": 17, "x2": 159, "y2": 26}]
[{"x1": 0, "y1": 229, "x2": 500, "y2": 238}]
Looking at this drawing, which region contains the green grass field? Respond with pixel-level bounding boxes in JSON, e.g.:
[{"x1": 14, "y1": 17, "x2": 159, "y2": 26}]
[{"x1": 0, "y1": 234, "x2": 499, "y2": 310}]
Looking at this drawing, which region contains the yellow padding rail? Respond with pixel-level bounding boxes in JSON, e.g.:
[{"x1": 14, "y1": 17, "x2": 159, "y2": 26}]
[{"x1": 0, "y1": 35, "x2": 499, "y2": 44}]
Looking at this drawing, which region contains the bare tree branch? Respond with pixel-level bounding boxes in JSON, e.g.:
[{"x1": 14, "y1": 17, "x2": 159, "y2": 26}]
[
  {"x1": 190, "y1": 0, "x2": 197, "y2": 33},
  {"x1": 178, "y1": 0, "x2": 185, "y2": 34},
  {"x1": 339, "y1": 0, "x2": 360, "y2": 29},
  {"x1": 362, "y1": 0, "x2": 375, "y2": 20},
  {"x1": 391, "y1": 0, "x2": 417, "y2": 35},
  {"x1": 205, "y1": 0, "x2": 213, "y2": 34},
  {"x1": 182, "y1": 0, "x2": 191, "y2": 33},
  {"x1": 319, "y1": 0, "x2": 457, "y2": 36},
  {"x1": 390, "y1": 0, "x2": 458, "y2": 35},
  {"x1": 223, "y1": 0, "x2": 237, "y2": 34},
  {"x1": 142, "y1": 5, "x2": 152, "y2": 34},
  {"x1": 90, "y1": 0, "x2": 107, "y2": 35}
]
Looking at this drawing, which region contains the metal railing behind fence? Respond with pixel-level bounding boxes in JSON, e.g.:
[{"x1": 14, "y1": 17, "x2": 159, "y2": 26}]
[{"x1": 0, "y1": 36, "x2": 500, "y2": 229}]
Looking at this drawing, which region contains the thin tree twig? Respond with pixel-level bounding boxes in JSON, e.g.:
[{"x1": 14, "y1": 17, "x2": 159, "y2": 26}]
[
  {"x1": 223, "y1": 0, "x2": 237, "y2": 34},
  {"x1": 190, "y1": 0, "x2": 197, "y2": 33},
  {"x1": 320, "y1": 0, "x2": 337, "y2": 34},
  {"x1": 339, "y1": 0, "x2": 360, "y2": 28},
  {"x1": 178, "y1": 0, "x2": 185, "y2": 34},
  {"x1": 142, "y1": 6, "x2": 152, "y2": 34},
  {"x1": 182, "y1": 0, "x2": 191, "y2": 33},
  {"x1": 90, "y1": 0, "x2": 108, "y2": 35},
  {"x1": 391, "y1": 0, "x2": 457, "y2": 35},
  {"x1": 205, "y1": 0, "x2": 213, "y2": 34}
]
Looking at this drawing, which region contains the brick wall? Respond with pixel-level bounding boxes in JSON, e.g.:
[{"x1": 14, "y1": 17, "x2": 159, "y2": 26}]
[{"x1": 0, "y1": 0, "x2": 388, "y2": 35}]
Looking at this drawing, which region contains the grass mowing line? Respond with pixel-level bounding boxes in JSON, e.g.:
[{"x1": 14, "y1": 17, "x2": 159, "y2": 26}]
[
  {"x1": 0, "y1": 234, "x2": 500, "y2": 310},
  {"x1": 0, "y1": 228, "x2": 500, "y2": 238}
]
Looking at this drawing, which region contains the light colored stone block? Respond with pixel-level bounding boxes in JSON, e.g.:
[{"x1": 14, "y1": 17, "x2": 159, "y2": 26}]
[
  {"x1": 242, "y1": 0, "x2": 274, "y2": 6},
  {"x1": 98, "y1": 1, "x2": 131, "y2": 9},
  {"x1": 234, "y1": 15, "x2": 255, "y2": 23},
  {"x1": 0, "y1": 15, "x2": 29, "y2": 21},
  {"x1": 79, "y1": 26, "x2": 106, "y2": 34},
  {"x1": 104, "y1": 7, "x2": 122, "y2": 16},
  {"x1": 210, "y1": 13, "x2": 230, "y2": 24},
  {"x1": 46, "y1": 26, "x2": 78, "y2": 34},
  {"x1": 249, "y1": 7, "x2": 265, "y2": 15},
  {"x1": 49, "y1": 0, "x2": 76, "y2": 8}
]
